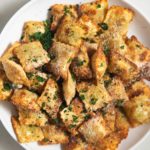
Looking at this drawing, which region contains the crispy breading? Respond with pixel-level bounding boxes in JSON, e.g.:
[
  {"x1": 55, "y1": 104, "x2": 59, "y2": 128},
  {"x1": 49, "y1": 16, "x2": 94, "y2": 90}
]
[
  {"x1": 2, "y1": 59, "x2": 30, "y2": 87},
  {"x1": 77, "y1": 81, "x2": 112, "y2": 112},
  {"x1": 60, "y1": 98, "x2": 85, "y2": 135},
  {"x1": 0, "y1": 69, "x2": 13, "y2": 100},
  {"x1": 39, "y1": 125, "x2": 69, "y2": 145},
  {"x1": 78, "y1": 114, "x2": 112, "y2": 145},
  {"x1": 55, "y1": 15, "x2": 85, "y2": 47},
  {"x1": 11, "y1": 89, "x2": 40, "y2": 111},
  {"x1": 63, "y1": 70, "x2": 76, "y2": 105},
  {"x1": 79, "y1": 0, "x2": 108, "y2": 24},
  {"x1": 109, "y1": 51, "x2": 140, "y2": 84},
  {"x1": 104, "y1": 6, "x2": 134, "y2": 36},
  {"x1": 71, "y1": 46, "x2": 93, "y2": 80},
  {"x1": 49, "y1": 41, "x2": 78, "y2": 80},
  {"x1": 62, "y1": 136, "x2": 94, "y2": 150},
  {"x1": 27, "y1": 71, "x2": 48, "y2": 92},
  {"x1": 107, "y1": 77, "x2": 129, "y2": 102},
  {"x1": 126, "y1": 80, "x2": 150, "y2": 99},
  {"x1": 13, "y1": 41, "x2": 50, "y2": 72},
  {"x1": 18, "y1": 109, "x2": 48, "y2": 126},
  {"x1": 124, "y1": 94, "x2": 150, "y2": 127},
  {"x1": 91, "y1": 47, "x2": 107, "y2": 82},
  {"x1": 50, "y1": 4, "x2": 78, "y2": 31},
  {"x1": 11, "y1": 117, "x2": 44, "y2": 143},
  {"x1": 37, "y1": 78, "x2": 62, "y2": 119},
  {"x1": 22, "y1": 21, "x2": 45, "y2": 42}
]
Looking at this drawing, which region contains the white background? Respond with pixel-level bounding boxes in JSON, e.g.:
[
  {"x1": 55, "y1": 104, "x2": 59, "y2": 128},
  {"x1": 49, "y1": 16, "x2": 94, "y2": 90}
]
[{"x1": 0, "y1": 0, "x2": 150, "y2": 150}]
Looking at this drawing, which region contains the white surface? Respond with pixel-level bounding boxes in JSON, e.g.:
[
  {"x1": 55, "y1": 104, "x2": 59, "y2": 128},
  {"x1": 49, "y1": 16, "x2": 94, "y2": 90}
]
[{"x1": 0, "y1": 0, "x2": 150, "y2": 150}]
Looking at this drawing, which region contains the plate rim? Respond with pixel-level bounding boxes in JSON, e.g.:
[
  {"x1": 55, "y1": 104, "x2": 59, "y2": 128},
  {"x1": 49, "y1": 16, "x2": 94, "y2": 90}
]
[{"x1": 0, "y1": 0, "x2": 150, "y2": 149}]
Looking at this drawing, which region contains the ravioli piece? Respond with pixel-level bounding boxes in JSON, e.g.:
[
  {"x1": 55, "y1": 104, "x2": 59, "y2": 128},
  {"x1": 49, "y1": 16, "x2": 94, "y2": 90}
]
[
  {"x1": 39, "y1": 125, "x2": 69, "y2": 145},
  {"x1": 62, "y1": 136, "x2": 93, "y2": 150},
  {"x1": 50, "y1": 4, "x2": 78, "y2": 31},
  {"x1": 60, "y1": 98, "x2": 85, "y2": 135},
  {"x1": 13, "y1": 41, "x2": 50, "y2": 72},
  {"x1": 2, "y1": 59, "x2": 30, "y2": 87},
  {"x1": 125, "y1": 36, "x2": 150, "y2": 80},
  {"x1": 49, "y1": 41, "x2": 78, "y2": 80},
  {"x1": 124, "y1": 94, "x2": 150, "y2": 127},
  {"x1": 22, "y1": 21, "x2": 45, "y2": 42},
  {"x1": 106, "y1": 77, "x2": 129, "y2": 102},
  {"x1": 78, "y1": 114, "x2": 112, "y2": 145},
  {"x1": 11, "y1": 89, "x2": 40, "y2": 111},
  {"x1": 91, "y1": 47, "x2": 107, "y2": 82},
  {"x1": 77, "y1": 81, "x2": 111, "y2": 112},
  {"x1": 109, "y1": 51, "x2": 140, "y2": 85},
  {"x1": 1, "y1": 42, "x2": 20, "y2": 60},
  {"x1": 55, "y1": 16, "x2": 85, "y2": 47},
  {"x1": 71, "y1": 46, "x2": 92, "y2": 80},
  {"x1": 27, "y1": 71, "x2": 48, "y2": 92},
  {"x1": 63, "y1": 70, "x2": 76, "y2": 105},
  {"x1": 0, "y1": 69, "x2": 13, "y2": 101},
  {"x1": 126, "y1": 80, "x2": 150, "y2": 99},
  {"x1": 18, "y1": 109, "x2": 48, "y2": 126},
  {"x1": 104, "y1": 6, "x2": 134, "y2": 36},
  {"x1": 11, "y1": 117, "x2": 44, "y2": 143},
  {"x1": 37, "y1": 78, "x2": 62, "y2": 119},
  {"x1": 79, "y1": 0, "x2": 108, "y2": 24}
]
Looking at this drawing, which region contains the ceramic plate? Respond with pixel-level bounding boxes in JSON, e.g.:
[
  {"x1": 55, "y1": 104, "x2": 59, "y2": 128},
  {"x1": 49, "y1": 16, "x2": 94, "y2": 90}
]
[{"x1": 0, "y1": 0, "x2": 150, "y2": 149}]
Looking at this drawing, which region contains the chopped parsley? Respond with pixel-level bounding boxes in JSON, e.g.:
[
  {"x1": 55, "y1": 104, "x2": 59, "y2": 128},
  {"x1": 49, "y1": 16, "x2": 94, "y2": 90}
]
[
  {"x1": 90, "y1": 98, "x2": 98, "y2": 105},
  {"x1": 32, "y1": 58, "x2": 37, "y2": 62},
  {"x1": 99, "y1": 23, "x2": 108, "y2": 30},
  {"x1": 36, "y1": 75, "x2": 46, "y2": 82},
  {"x1": 68, "y1": 106, "x2": 72, "y2": 111},
  {"x1": 9, "y1": 56, "x2": 18, "y2": 63},
  {"x1": 80, "y1": 89, "x2": 88, "y2": 93},
  {"x1": 42, "y1": 102, "x2": 46, "y2": 108},
  {"x1": 104, "y1": 79, "x2": 112, "y2": 88},
  {"x1": 115, "y1": 99, "x2": 124, "y2": 107},
  {"x1": 96, "y1": 4, "x2": 101, "y2": 8},
  {"x1": 53, "y1": 91, "x2": 58, "y2": 100},
  {"x1": 103, "y1": 44, "x2": 110, "y2": 56},
  {"x1": 59, "y1": 102, "x2": 67, "y2": 111},
  {"x1": 29, "y1": 18, "x2": 54, "y2": 50},
  {"x1": 26, "y1": 72, "x2": 34, "y2": 79},
  {"x1": 136, "y1": 44, "x2": 141, "y2": 49},
  {"x1": 84, "y1": 114, "x2": 91, "y2": 120},
  {"x1": 77, "y1": 59, "x2": 86, "y2": 67},
  {"x1": 120, "y1": 45, "x2": 125, "y2": 49},
  {"x1": 72, "y1": 115, "x2": 78, "y2": 123},
  {"x1": 80, "y1": 94, "x2": 85, "y2": 101},
  {"x1": 3, "y1": 82, "x2": 13, "y2": 91},
  {"x1": 71, "y1": 72, "x2": 76, "y2": 82},
  {"x1": 69, "y1": 124, "x2": 76, "y2": 129},
  {"x1": 99, "y1": 62, "x2": 104, "y2": 67},
  {"x1": 64, "y1": 6, "x2": 70, "y2": 15},
  {"x1": 67, "y1": 58, "x2": 73, "y2": 63},
  {"x1": 52, "y1": 118, "x2": 60, "y2": 124}
]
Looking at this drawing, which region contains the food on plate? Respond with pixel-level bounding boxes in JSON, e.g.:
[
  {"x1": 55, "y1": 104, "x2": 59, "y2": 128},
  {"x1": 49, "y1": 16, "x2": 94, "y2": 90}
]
[{"x1": 0, "y1": 0, "x2": 150, "y2": 149}]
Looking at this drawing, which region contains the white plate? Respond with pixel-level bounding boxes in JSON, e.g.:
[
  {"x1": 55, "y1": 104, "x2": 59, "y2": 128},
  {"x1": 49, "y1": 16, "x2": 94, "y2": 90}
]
[{"x1": 0, "y1": 0, "x2": 150, "y2": 150}]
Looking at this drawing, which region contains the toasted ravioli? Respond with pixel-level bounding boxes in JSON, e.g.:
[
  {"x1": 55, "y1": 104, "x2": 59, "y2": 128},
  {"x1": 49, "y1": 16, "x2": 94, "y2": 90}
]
[
  {"x1": 107, "y1": 77, "x2": 129, "y2": 102},
  {"x1": 27, "y1": 71, "x2": 48, "y2": 92},
  {"x1": 124, "y1": 94, "x2": 150, "y2": 127},
  {"x1": 11, "y1": 117, "x2": 44, "y2": 143},
  {"x1": 18, "y1": 109, "x2": 48, "y2": 126},
  {"x1": 1, "y1": 42, "x2": 20, "y2": 60},
  {"x1": 55, "y1": 16, "x2": 85, "y2": 47},
  {"x1": 63, "y1": 71, "x2": 76, "y2": 105},
  {"x1": 62, "y1": 136, "x2": 93, "y2": 150},
  {"x1": 104, "y1": 6, "x2": 134, "y2": 36},
  {"x1": 37, "y1": 78, "x2": 62, "y2": 119},
  {"x1": 71, "y1": 46, "x2": 93, "y2": 80},
  {"x1": 13, "y1": 41, "x2": 50, "y2": 72},
  {"x1": 50, "y1": 4, "x2": 78, "y2": 31},
  {"x1": 49, "y1": 41, "x2": 78, "y2": 80},
  {"x1": 91, "y1": 47, "x2": 107, "y2": 82},
  {"x1": 60, "y1": 98, "x2": 85, "y2": 135},
  {"x1": 11, "y1": 89, "x2": 40, "y2": 111},
  {"x1": 77, "y1": 81, "x2": 111, "y2": 111},
  {"x1": 78, "y1": 114, "x2": 111, "y2": 145},
  {"x1": 109, "y1": 51, "x2": 140, "y2": 84},
  {"x1": 39, "y1": 125, "x2": 69, "y2": 144},
  {"x1": 0, "y1": 69, "x2": 13, "y2": 100},
  {"x1": 126, "y1": 80, "x2": 150, "y2": 99},
  {"x1": 79, "y1": 0, "x2": 108, "y2": 24},
  {"x1": 2, "y1": 59, "x2": 30, "y2": 87},
  {"x1": 22, "y1": 21, "x2": 45, "y2": 42}
]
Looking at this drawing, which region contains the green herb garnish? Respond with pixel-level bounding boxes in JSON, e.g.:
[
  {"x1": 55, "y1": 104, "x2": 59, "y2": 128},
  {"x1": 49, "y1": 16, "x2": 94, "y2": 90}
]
[
  {"x1": 72, "y1": 115, "x2": 78, "y2": 123},
  {"x1": 80, "y1": 95, "x2": 85, "y2": 101},
  {"x1": 96, "y1": 4, "x2": 101, "y2": 8},
  {"x1": 3, "y1": 82, "x2": 12, "y2": 91},
  {"x1": 42, "y1": 102, "x2": 46, "y2": 108},
  {"x1": 104, "y1": 79, "x2": 112, "y2": 88},
  {"x1": 77, "y1": 59, "x2": 86, "y2": 66},
  {"x1": 103, "y1": 44, "x2": 110, "y2": 56},
  {"x1": 36, "y1": 75, "x2": 46, "y2": 82},
  {"x1": 120, "y1": 45, "x2": 125, "y2": 49},
  {"x1": 115, "y1": 99, "x2": 124, "y2": 107},
  {"x1": 99, "y1": 23, "x2": 108, "y2": 30},
  {"x1": 68, "y1": 106, "x2": 72, "y2": 111},
  {"x1": 64, "y1": 6, "x2": 70, "y2": 15},
  {"x1": 90, "y1": 98, "x2": 98, "y2": 105},
  {"x1": 26, "y1": 72, "x2": 34, "y2": 79},
  {"x1": 84, "y1": 114, "x2": 91, "y2": 120},
  {"x1": 69, "y1": 124, "x2": 76, "y2": 129}
]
